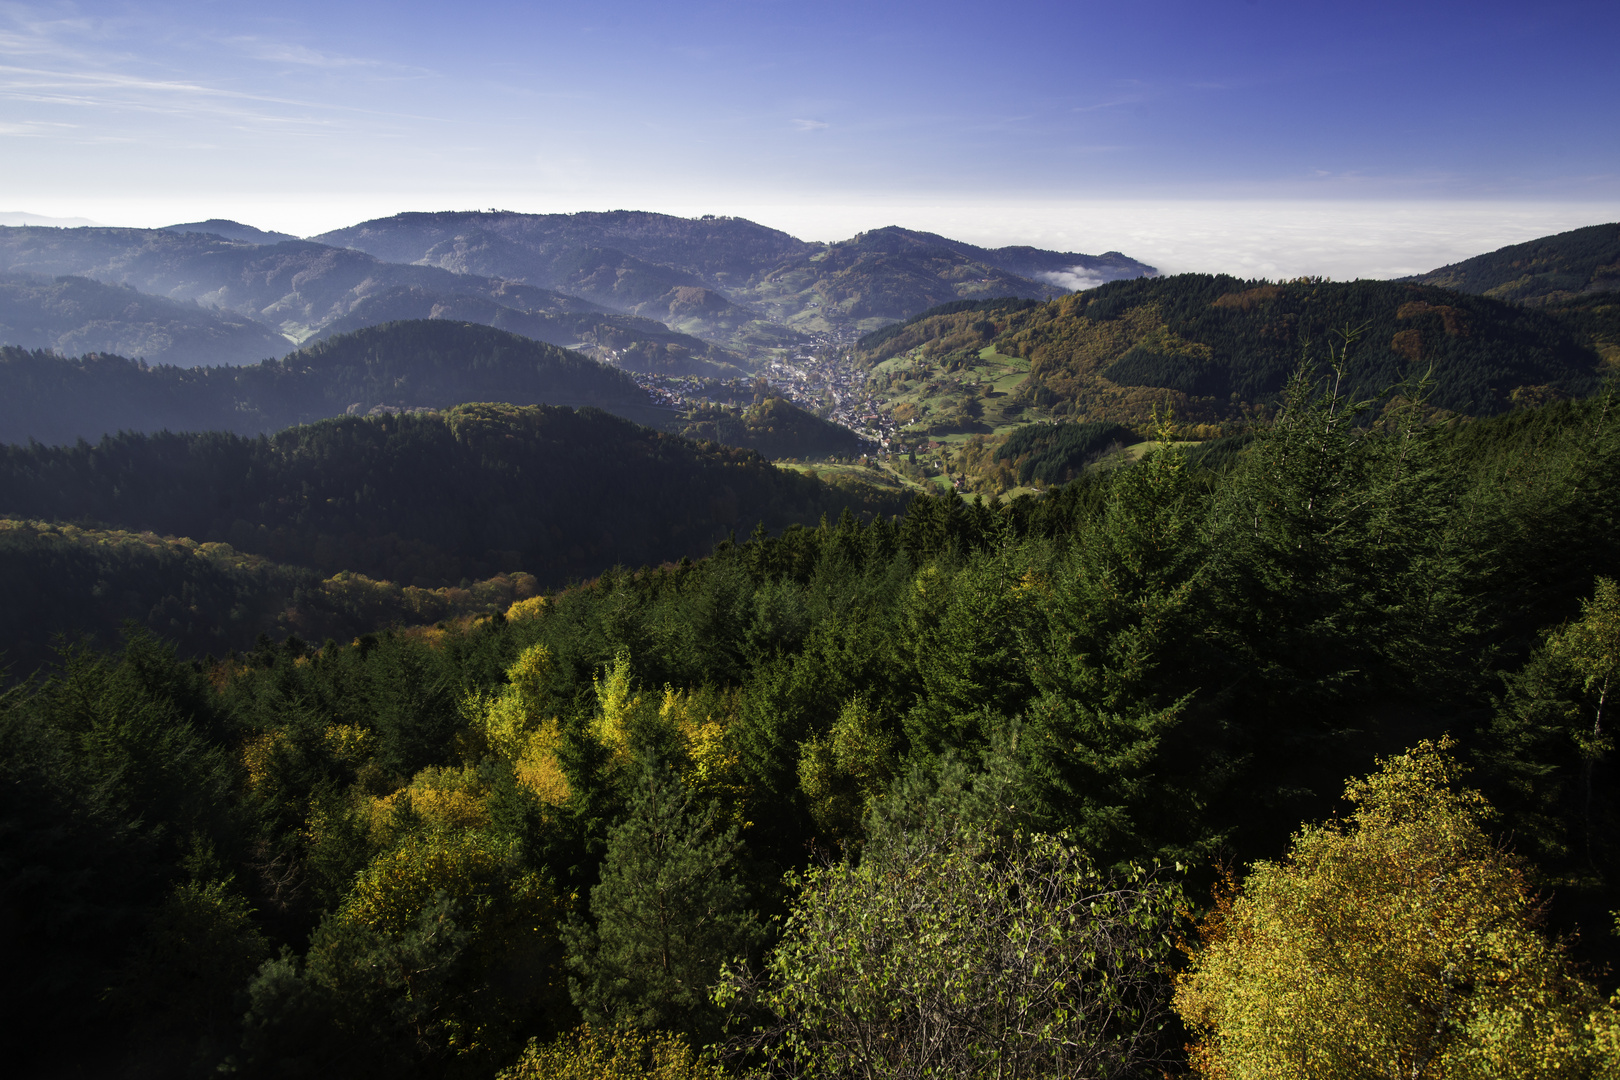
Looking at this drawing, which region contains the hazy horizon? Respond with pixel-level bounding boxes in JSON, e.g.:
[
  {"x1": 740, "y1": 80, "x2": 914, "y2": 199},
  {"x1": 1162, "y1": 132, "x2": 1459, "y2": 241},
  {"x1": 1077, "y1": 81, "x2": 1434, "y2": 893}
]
[
  {"x1": 3, "y1": 0, "x2": 1616, "y2": 282},
  {"x1": 4, "y1": 197, "x2": 1617, "y2": 284}
]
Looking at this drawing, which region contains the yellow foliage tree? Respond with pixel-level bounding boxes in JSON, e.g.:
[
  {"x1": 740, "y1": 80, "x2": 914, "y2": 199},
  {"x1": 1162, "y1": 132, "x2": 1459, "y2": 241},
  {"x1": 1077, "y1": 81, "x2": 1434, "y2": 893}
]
[
  {"x1": 497, "y1": 1024, "x2": 722, "y2": 1080},
  {"x1": 460, "y1": 643, "x2": 572, "y2": 804},
  {"x1": 658, "y1": 685, "x2": 744, "y2": 811},
  {"x1": 307, "y1": 829, "x2": 568, "y2": 1064},
  {"x1": 592, "y1": 652, "x2": 641, "y2": 759},
  {"x1": 1175, "y1": 740, "x2": 1604, "y2": 1079},
  {"x1": 508, "y1": 595, "x2": 549, "y2": 622}
]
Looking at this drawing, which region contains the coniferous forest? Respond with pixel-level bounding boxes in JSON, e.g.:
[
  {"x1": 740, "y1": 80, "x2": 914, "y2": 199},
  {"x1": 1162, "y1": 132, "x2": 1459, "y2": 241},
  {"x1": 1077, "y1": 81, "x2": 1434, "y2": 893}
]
[{"x1": 7, "y1": 219, "x2": 1620, "y2": 1079}]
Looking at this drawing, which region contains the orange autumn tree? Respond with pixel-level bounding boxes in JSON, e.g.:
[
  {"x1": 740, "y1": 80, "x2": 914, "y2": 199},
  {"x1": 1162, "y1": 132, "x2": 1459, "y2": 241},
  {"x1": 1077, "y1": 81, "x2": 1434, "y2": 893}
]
[{"x1": 1174, "y1": 740, "x2": 1609, "y2": 1080}]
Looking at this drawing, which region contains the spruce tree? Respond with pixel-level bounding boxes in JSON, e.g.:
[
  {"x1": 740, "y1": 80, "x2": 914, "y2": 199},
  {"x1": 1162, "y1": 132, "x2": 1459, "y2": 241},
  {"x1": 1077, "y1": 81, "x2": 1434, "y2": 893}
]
[{"x1": 565, "y1": 760, "x2": 762, "y2": 1040}]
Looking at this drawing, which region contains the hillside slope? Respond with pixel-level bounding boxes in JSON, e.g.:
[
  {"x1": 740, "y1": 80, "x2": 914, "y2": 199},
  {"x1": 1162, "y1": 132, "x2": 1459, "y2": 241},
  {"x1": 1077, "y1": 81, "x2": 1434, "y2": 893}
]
[
  {"x1": 0, "y1": 320, "x2": 673, "y2": 445},
  {"x1": 0, "y1": 272, "x2": 291, "y2": 367},
  {"x1": 0, "y1": 402, "x2": 911, "y2": 586},
  {"x1": 672, "y1": 396, "x2": 868, "y2": 459},
  {"x1": 0, "y1": 518, "x2": 546, "y2": 672},
  {"x1": 860, "y1": 275, "x2": 1603, "y2": 429},
  {"x1": 1406, "y1": 222, "x2": 1620, "y2": 305}
]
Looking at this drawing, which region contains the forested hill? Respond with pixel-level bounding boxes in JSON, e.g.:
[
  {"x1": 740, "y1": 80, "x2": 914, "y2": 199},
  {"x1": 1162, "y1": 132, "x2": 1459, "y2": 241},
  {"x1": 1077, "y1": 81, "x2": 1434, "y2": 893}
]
[
  {"x1": 1406, "y1": 221, "x2": 1620, "y2": 305},
  {"x1": 162, "y1": 218, "x2": 299, "y2": 244},
  {"x1": 0, "y1": 320, "x2": 674, "y2": 444},
  {"x1": 859, "y1": 274, "x2": 1604, "y2": 426},
  {"x1": 0, "y1": 401, "x2": 911, "y2": 586},
  {"x1": 672, "y1": 396, "x2": 868, "y2": 459},
  {"x1": 0, "y1": 272, "x2": 292, "y2": 367},
  {"x1": 0, "y1": 519, "x2": 549, "y2": 673},
  {"x1": 315, "y1": 209, "x2": 815, "y2": 282}
]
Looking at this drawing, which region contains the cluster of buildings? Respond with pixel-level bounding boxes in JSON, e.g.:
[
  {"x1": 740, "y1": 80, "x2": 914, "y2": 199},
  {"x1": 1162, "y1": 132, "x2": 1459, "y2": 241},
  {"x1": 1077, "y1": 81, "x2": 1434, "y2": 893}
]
[
  {"x1": 619, "y1": 332, "x2": 913, "y2": 455},
  {"x1": 756, "y1": 335, "x2": 902, "y2": 450}
]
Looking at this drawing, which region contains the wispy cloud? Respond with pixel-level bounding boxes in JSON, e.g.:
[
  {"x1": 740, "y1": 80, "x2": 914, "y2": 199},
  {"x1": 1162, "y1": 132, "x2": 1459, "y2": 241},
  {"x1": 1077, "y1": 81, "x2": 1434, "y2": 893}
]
[
  {"x1": 224, "y1": 34, "x2": 431, "y2": 78},
  {"x1": 0, "y1": 116, "x2": 72, "y2": 136},
  {"x1": 0, "y1": 61, "x2": 445, "y2": 130},
  {"x1": 792, "y1": 117, "x2": 829, "y2": 131},
  {"x1": 1071, "y1": 98, "x2": 1139, "y2": 113},
  {"x1": 229, "y1": 38, "x2": 384, "y2": 69},
  {"x1": 0, "y1": 3, "x2": 440, "y2": 143}
]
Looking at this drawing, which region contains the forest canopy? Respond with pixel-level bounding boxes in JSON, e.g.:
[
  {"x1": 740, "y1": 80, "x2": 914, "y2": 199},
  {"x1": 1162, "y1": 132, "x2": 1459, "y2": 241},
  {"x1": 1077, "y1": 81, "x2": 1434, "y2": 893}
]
[
  {"x1": 8, "y1": 364, "x2": 1620, "y2": 1077},
  {"x1": 0, "y1": 400, "x2": 909, "y2": 588}
]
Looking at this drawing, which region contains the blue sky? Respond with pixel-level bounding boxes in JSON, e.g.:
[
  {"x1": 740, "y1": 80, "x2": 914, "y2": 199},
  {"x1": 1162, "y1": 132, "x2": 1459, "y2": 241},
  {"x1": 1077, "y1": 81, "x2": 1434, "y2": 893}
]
[{"x1": 2, "y1": 0, "x2": 1617, "y2": 275}]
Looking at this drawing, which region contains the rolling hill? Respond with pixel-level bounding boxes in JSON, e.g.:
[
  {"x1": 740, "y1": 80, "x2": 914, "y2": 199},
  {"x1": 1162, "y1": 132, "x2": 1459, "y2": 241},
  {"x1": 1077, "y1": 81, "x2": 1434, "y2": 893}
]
[
  {"x1": 0, "y1": 272, "x2": 291, "y2": 366},
  {"x1": 672, "y1": 396, "x2": 869, "y2": 460},
  {"x1": 0, "y1": 319, "x2": 672, "y2": 445},
  {"x1": 0, "y1": 226, "x2": 600, "y2": 343},
  {"x1": 0, "y1": 518, "x2": 546, "y2": 672},
  {"x1": 0, "y1": 401, "x2": 912, "y2": 587},
  {"x1": 162, "y1": 218, "x2": 299, "y2": 245},
  {"x1": 306, "y1": 285, "x2": 749, "y2": 377},
  {"x1": 857, "y1": 276, "x2": 1605, "y2": 432},
  {"x1": 0, "y1": 224, "x2": 757, "y2": 376},
  {"x1": 730, "y1": 225, "x2": 1153, "y2": 335},
  {"x1": 1406, "y1": 222, "x2": 1620, "y2": 305}
]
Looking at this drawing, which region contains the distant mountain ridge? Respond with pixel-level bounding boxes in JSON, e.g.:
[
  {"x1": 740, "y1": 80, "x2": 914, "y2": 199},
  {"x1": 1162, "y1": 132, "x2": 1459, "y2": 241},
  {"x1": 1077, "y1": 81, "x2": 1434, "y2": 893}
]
[
  {"x1": 0, "y1": 213, "x2": 1156, "y2": 376},
  {"x1": 0, "y1": 226, "x2": 600, "y2": 342},
  {"x1": 163, "y1": 219, "x2": 299, "y2": 245},
  {"x1": 315, "y1": 210, "x2": 1157, "y2": 339}
]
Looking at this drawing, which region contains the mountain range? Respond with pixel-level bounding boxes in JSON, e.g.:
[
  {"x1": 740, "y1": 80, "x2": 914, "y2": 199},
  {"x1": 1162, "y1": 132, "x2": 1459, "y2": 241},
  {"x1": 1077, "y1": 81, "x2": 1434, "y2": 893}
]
[
  {"x1": 316, "y1": 211, "x2": 1155, "y2": 340},
  {"x1": 0, "y1": 212, "x2": 1155, "y2": 375}
]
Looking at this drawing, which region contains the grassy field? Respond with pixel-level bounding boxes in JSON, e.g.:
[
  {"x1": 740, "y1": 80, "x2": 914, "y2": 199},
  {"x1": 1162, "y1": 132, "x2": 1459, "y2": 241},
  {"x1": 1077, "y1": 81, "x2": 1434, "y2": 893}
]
[
  {"x1": 776, "y1": 459, "x2": 930, "y2": 495},
  {"x1": 868, "y1": 344, "x2": 1044, "y2": 439}
]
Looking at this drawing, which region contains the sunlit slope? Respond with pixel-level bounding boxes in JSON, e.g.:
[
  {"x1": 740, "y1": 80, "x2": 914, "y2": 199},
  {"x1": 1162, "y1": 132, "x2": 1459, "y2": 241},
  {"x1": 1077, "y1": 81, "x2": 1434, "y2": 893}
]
[{"x1": 860, "y1": 276, "x2": 1604, "y2": 428}]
